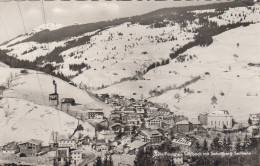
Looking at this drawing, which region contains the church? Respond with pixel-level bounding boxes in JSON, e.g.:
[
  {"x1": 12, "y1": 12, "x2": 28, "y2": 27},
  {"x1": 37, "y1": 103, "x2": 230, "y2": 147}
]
[
  {"x1": 207, "y1": 96, "x2": 233, "y2": 129},
  {"x1": 198, "y1": 95, "x2": 233, "y2": 129}
]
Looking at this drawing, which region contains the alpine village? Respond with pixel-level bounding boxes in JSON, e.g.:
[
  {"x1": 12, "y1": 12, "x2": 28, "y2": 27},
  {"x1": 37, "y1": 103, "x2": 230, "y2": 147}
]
[{"x1": 0, "y1": 1, "x2": 260, "y2": 166}]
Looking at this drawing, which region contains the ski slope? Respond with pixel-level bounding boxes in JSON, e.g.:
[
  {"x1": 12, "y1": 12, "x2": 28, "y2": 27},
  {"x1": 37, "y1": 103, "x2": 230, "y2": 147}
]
[
  {"x1": 0, "y1": 97, "x2": 95, "y2": 146},
  {"x1": 0, "y1": 67, "x2": 111, "y2": 111}
]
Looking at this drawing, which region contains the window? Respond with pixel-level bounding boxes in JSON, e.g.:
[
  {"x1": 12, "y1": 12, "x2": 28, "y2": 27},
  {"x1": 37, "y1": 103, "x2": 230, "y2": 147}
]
[
  {"x1": 219, "y1": 121, "x2": 220, "y2": 126},
  {"x1": 211, "y1": 121, "x2": 213, "y2": 125},
  {"x1": 227, "y1": 121, "x2": 228, "y2": 125}
]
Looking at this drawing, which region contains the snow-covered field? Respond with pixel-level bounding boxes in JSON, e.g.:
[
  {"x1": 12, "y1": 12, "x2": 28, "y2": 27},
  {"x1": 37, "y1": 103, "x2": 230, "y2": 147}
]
[
  {"x1": 95, "y1": 22, "x2": 260, "y2": 123},
  {"x1": 209, "y1": 5, "x2": 260, "y2": 25},
  {"x1": 148, "y1": 23, "x2": 260, "y2": 123},
  {"x1": 69, "y1": 22, "x2": 197, "y2": 88},
  {"x1": 0, "y1": 66, "x2": 111, "y2": 111},
  {"x1": 0, "y1": 65, "x2": 111, "y2": 146},
  {"x1": 0, "y1": 97, "x2": 95, "y2": 146},
  {"x1": 1, "y1": 5, "x2": 260, "y2": 90}
]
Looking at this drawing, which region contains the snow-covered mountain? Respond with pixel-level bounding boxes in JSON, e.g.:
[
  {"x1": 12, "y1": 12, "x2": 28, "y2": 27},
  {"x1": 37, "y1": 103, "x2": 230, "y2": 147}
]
[
  {"x1": 1, "y1": 2, "x2": 259, "y2": 90},
  {"x1": 0, "y1": 1, "x2": 260, "y2": 127},
  {"x1": 0, "y1": 64, "x2": 110, "y2": 146}
]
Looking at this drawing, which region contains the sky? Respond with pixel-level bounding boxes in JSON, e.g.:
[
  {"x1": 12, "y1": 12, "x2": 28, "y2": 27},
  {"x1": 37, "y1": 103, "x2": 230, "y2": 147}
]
[{"x1": 0, "y1": 0, "x2": 226, "y2": 44}]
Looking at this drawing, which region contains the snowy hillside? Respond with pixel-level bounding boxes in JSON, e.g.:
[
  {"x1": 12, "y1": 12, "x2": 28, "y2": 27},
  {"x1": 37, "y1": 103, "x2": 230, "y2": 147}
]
[
  {"x1": 146, "y1": 23, "x2": 260, "y2": 123},
  {"x1": 0, "y1": 2, "x2": 259, "y2": 90},
  {"x1": 0, "y1": 66, "x2": 111, "y2": 111},
  {"x1": 0, "y1": 97, "x2": 95, "y2": 146},
  {"x1": 96, "y1": 22, "x2": 260, "y2": 123}
]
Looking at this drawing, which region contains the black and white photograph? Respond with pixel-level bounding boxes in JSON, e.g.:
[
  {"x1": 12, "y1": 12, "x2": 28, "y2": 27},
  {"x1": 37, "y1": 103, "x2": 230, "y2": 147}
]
[{"x1": 0, "y1": 0, "x2": 260, "y2": 165}]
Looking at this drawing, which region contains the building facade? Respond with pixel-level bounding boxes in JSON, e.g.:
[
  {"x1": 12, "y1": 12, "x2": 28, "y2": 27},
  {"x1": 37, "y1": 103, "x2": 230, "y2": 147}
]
[
  {"x1": 58, "y1": 139, "x2": 77, "y2": 149},
  {"x1": 2, "y1": 141, "x2": 19, "y2": 155},
  {"x1": 207, "y1": 110, "x2": 232, "y2": 129},
  {"x1": 18, "y1": 139, "x2": 42, "y2": 156},
  {"x1": 86, "y1": 110, "x2": 104, "y2": 119},
  {"x1": 71, "y1": 150, "x2": 83, "y2": 165}
]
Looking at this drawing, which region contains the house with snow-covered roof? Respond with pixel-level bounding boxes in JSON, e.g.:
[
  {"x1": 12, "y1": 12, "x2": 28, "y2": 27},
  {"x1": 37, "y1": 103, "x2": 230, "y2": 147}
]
[
  {"x1": 145, "y1": 117, "x2": 162, "y2": 129},
  {"x1": 2, "y1": 141, "x2": 19, "y2": 155},
  {"x1": 171, "y1": 136, "x2": 197, "y2": 153},
  {"x1": 18, "y1": 139, "x2": 43, "y2": 156},
  {"x1": 138, "y1": 129, "x2": 163, "y2": 143},
  {"x1": 97, "y1": 130, "x2": 117, "y2": 142}
]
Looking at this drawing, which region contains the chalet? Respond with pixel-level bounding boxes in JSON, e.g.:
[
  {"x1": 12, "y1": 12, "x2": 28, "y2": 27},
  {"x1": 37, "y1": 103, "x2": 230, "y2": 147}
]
[
  {"x1": 96, "y1": 144, "x2": 109, "y2": 152},
  {"x1": 156, "y1": 128, "x2": 169, "y2": 139},
  {"x1": 135, "y1": 108, "x2": 145, "y2": 118},
  {"x1": 71, "y1": 149, "x2": 84, "y2": 165},
  {"x1": 139, "y1": 129, "x2": 163, "y2": 143},
  {"x1": 2, "y1": 141, "x2": 19, "y2": 155},
  {"x1": 122, "y1": 113, "x2": 142, "y2": 126},
  {"x1": 146, "y1": 107, "x2": 159, "y2": 117},
  {"x1": 109, "y1": 123, "x2": 124, "y2": 133},
  {"x1": 171, "y1": 137, "x2": 197, "y2": 153},
  {"x1": 94, "y1": 139, "x2": 109, "y2": 152},
  {"x1": 125, "y1": 140, "x2": 147, "y2": 155},
  {"x1": 18, "y1": 139, "x2": 43, "y2": 157},
  {"x1": 86, "y1": 109, "x2": 104, "y2": 120},
  {"x1": 171, "y1": 120, "x2": 192, "y2": 133},
  {"x1": 97, "y1": 130, "x2": 117, "y2": 142},
  {"x1": 128, "y1": 114, "x2": 142, "y2": 126},
  {"x1": 145, "y1": 117, "x2": 162, "y2": 129},
  {"x1": 56, "y1": 147, "x2": 70, "y2": 166},
  {"x1": 58, "y1": 139, "x2": 77, "y2": 149},
  {"x1": 161, "y1": 116, "x2": 175, "y2": 127}
]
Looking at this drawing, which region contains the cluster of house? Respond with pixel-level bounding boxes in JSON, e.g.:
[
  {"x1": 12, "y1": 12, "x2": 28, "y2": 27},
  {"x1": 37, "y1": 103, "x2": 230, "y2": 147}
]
[
  {"x1": 55, "y1": 138, "x2": 85, "y2": 166},
  {"x1": 82, "y1": 94, "x2": 238, "y2": 163},
  {"x1": 1, "y1": 138, "x2": 86, "y2": 165},
  {"x1": 4, "y1": 92, "x2": 258, "y2": 166},
  {"x1": 2, "y1": 139, "x2": 44, "y2": 157}
]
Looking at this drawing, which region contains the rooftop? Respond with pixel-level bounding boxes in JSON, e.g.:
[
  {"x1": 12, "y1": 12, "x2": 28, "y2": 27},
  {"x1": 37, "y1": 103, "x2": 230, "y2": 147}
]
[
  {"x1": 176, "y1": 120, "x2": 190, "y2": 125},
  {"x1": 19, "y1": 139, "x2": 43, "y2": 145},
  {"x1": 209, "y1": 110, "x2": 231, "y2": 116}
]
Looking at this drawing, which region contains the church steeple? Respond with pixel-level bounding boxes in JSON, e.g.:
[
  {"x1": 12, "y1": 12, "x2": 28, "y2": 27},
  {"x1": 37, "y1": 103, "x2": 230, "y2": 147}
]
[
  {"x1": 211, "y1": 95, "x2": 218, "y2": 111},
  {"x1": 211, "y1": 95, "x2": 217, "y2": 105}
]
